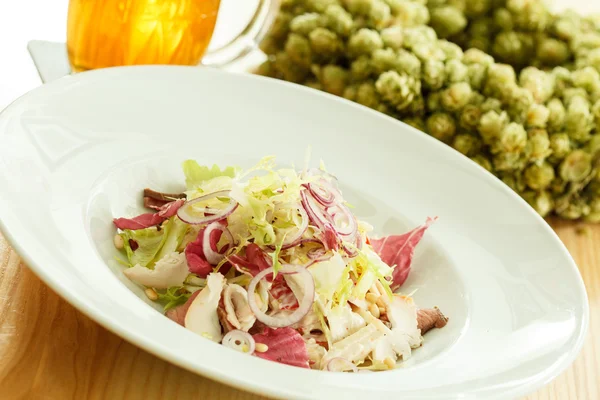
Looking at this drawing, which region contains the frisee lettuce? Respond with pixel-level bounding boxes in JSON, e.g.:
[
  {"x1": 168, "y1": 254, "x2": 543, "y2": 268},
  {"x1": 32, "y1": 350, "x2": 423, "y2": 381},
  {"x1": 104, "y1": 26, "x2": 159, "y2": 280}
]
[
  {"x1": 269, "y1": 233, "x2": 287, "y2": 278},
  {"x1": 157, "y1": 286, "x2": 191, "y2": 311}
]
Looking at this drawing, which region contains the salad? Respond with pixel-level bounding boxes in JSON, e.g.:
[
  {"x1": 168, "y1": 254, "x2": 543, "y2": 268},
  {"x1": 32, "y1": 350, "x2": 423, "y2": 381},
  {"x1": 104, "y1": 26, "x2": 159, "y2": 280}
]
[{"x1": 112, "y1": 157, "x2": 448, "y2": 372}]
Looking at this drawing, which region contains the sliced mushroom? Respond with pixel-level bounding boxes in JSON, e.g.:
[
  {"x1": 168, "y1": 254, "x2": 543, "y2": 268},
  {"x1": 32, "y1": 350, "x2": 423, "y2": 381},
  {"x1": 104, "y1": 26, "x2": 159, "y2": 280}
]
[
  {"x1": 185, "y1": 272, "x2": 225, "y2": 342},
  {"x1": 223, "y1": 284, "x2": 256, "y2": 332},
  {"x1": 123, "y1": 252, "x2": 188, "y2": 289}
]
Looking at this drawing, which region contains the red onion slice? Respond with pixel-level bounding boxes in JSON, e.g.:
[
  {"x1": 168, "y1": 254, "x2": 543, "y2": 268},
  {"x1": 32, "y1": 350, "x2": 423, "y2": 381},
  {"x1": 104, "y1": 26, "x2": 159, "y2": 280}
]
[
  {"x1": 301, "y1": 189, "x2": 360, "y2": 250},
  {"x1": 222, "y1": 330, "x2": 256, "y2": 354},
  {"x1": 247, "y1": 265, "x2": 315, "y2": 328},
  {"x1": 307, "y1": 246, "x2": 326, "y2": 260},
  {"x1": 305, "y1": 179, "x2": 341, "y2": 207},
  {"x1": 306, "y1": 246, "x2": 333, "y2": 264},
  {"x1": 342, "y1": 243, "x2": 358, "y2": 258},
  {"x1": 326, "y1": 357, "x2": 358, "y2": 372},
  {"x1": 202, "y1": 222, "x2": 234, "y2": 265},
  {"x1": 301, "y1": 190, "x2": 340, "y2": 251},
  {"x1": 301, "y1": 189, "x2": 327, "y2": 229},
  {"x1": 327, "y1": 203, "x2": 357, "y2": 237},
  {"x1": 177, "y1": 190, "x2": 238, "y2": 225}
]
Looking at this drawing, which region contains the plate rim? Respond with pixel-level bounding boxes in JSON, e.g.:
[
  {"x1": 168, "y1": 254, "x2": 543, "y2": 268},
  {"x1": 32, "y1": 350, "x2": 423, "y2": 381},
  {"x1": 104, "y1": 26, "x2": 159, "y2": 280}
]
[{"x1": 0, "y1": 65, "x2": 590, "y2": 400}]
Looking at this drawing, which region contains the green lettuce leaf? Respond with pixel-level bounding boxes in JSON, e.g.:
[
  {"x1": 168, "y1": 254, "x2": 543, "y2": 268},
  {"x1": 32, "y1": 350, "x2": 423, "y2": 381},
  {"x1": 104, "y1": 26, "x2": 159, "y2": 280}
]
[
  {"x1": 120, "y1": 225, "x2": 168, "y2": 268},
  {"x1": 182, "y1": 160, "x2": 238, "y2": 190},
  {"x1": 155, "y1": 217, "x2": 189, "y2": 261}
]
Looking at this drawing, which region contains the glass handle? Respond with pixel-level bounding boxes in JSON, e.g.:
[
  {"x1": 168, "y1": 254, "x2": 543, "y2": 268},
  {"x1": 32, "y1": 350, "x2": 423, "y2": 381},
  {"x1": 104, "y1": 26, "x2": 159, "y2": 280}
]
[{"x1": 201, "y1": 0, "x2": 280, "y2": 67}]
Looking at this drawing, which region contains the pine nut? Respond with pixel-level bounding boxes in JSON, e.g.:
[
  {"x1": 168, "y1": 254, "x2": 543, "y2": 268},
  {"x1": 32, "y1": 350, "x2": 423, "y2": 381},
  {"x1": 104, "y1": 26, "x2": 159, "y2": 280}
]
[
  {"x1": 145, "y1": 287, "x2": 158, "y2": 301},
  {"x1": 113, "y1": 234, "x2": 124, "y2": 250},
  {"x1": 384, "y1": 357, "x2": 396, "y2": 369},
  {"x1": 366, "y1": 293, "x2": 379, "y2": 304},
  {"x1": 369, "y1": 303, "x2": 380, "y2": 318},
  {"x1": 255, "y1": 343, "x2": 269, "y2": 353}
]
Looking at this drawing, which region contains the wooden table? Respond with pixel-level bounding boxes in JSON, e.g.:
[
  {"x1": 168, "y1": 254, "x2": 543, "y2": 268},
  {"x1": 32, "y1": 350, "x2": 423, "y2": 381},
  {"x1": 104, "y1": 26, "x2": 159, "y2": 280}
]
[{"x1": 0, "y1": 221, "x2": 597, "y2": 400}]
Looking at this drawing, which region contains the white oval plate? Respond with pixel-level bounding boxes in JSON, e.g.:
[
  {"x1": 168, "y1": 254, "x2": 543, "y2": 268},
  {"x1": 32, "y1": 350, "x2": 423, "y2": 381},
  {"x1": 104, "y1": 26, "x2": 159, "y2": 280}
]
[{"x1": 0, "y1": 66, "x2": 588, "y2": 399}]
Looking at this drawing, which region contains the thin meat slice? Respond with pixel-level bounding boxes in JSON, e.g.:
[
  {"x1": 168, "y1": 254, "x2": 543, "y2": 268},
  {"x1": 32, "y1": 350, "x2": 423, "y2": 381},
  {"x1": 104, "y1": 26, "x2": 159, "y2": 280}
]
[
  {"x1": 113, "y1": 199, "x2": 184, "y2": 231},
  {"x1": 113, "y1": 213, "x2": 165, "y2": 230},
  {"x1": 252, "y1": 327, "x2": 310, "y2": 369},
  {"x1": 143, "y1": 188, "x2": 186, "y2": 210},
  {"x1": 417, "y1": 307, "x2": 448, "y2": 334},
  {"x1": 157, "y1": 199, "x2": 185, "y2": 218},
  {"x1": 185, "y1": 228, "x2": 222, "y2": 277},
  {"x1": 370, "y1": 217, "x2": 437, "y2": 291},
  {"x1": 165, "y1": 291, "x2": 201, "y2": 326}
]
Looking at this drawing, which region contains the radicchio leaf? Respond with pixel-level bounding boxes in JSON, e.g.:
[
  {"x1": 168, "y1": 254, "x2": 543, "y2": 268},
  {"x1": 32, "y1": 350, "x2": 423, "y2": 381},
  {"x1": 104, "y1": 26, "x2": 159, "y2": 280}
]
[
  {"x1": 252, "y1": 327, "x2": 310, "y2": 369},
  {"x1": 185, "y1": 227, "x2": 230, "y2": 278},
  {"x1": 370, "y1": 217, "x2": 437, "y2": 291}
]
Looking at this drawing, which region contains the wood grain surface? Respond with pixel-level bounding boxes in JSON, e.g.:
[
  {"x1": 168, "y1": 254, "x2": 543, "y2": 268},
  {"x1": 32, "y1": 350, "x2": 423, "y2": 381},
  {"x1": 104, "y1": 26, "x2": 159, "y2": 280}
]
[{"x1": 0, "y1": 221, "x2": 597, "y2": 400}]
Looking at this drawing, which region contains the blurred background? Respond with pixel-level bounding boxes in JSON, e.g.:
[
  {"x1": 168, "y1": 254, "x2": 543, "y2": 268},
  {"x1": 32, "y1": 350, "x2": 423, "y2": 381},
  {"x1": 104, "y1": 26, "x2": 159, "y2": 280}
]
[{"x1": 0, "y1": 0, "x2": 263, "y2": 107}]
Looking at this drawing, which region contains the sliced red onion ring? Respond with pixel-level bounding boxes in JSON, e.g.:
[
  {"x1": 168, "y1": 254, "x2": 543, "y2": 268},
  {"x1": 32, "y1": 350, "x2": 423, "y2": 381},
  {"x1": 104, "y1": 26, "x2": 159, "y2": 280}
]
[
  {"x1": 356, "y1": 232, "x2": 363, "y2": 250},
  {"x1": 327, "y1": 203, "x2": 357, "y2": 237},
  {"x1": 326, "y1": 357, "x2": 358, "y2": 372},
  {"x1": 342, "y1": 243, "x2": 358, "y2": 258},
  {"x1": 307, "y1": 246, "x2": 326, "y2": 259},
  {"x1": 203, "y1": 222, "x2": 234, "y2": 265},
  {"x1": 306, "y1": 179, "x2": 341, "y2": 207},
  {"x1": 307, "y1": 246, "x2": 333, "y2": 264},
  {"x1": 247, "y1": 265, "x2": 314, "y2": 328},
  {"x1": 301, "y1": 189, "x2": 359, "y2": 250},
  {"x1": 301, "y1": 190, "x2": 340, "y2": 251},
  {"x1": 222, "y1": 330, "x2": 256, "y2": 354},
  {"x1": 177, "y1": 190, "x2": 238, "y2": 225}
]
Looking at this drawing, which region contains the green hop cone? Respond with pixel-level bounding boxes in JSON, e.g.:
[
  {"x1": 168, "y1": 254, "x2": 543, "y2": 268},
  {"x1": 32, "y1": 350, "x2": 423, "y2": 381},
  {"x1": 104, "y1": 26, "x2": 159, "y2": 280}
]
[
  {"x1": 560, "y1": 149, "x2": 593, "y2": 182},
  {"x1": 429, "y1": 6, "x2": 468, "y2": 39},
  {"x1": 524, "y1": 162, "x2": 555, "y2": 190},
  {"x1": 375, "y1": 70, "x2": 421, "y2": 111},
  {"x1": 452, "y1": 133, "x2": 482, "y2": 156},
  {"x1": 426, "y1": 112, "x2": 457, "y2": 143},
  {"x1": 523, "y1": 190, "x2": 554, "y2": 217},
  {"x1": 441, "y1": 82, "x2": 473, "y2": 112},
  {"x1": 347, "y1": 28, "x2": 384, "y2": 58}
]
